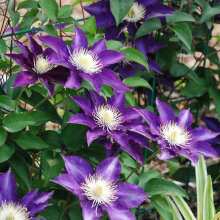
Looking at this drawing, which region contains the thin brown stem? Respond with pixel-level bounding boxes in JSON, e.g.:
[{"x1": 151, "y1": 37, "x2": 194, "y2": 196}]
[
  {"x1": 59, "y1": 0, "x2": 62, "y2": 39},
  {"x1": 79, "y1": 0, "x2": 86, "y2": 23},
  {"x1": 0, "y1": 0, "x2": 9, "y2": 35}
]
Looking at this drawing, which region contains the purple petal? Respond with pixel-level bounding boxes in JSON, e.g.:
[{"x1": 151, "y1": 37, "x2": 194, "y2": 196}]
[
  {"x1": 64, "y1": 69, "x2": 82, "y2": 89},
  {"x1": 88, "y1": 90, "x2": 105, "y2": 107},
  {"x1": 189, "y1": 141, "x2": 218, "y2": 158},
  {"x1": 86, "y1": 128, "x2": 106, "y2": 146},
  {"x1": 28, "y1": 36, "x2": 43, "y2": 56},
  {"x1": 96, "y1": 156, "x2": 121, "y2": 183},
  {"x1": 90, "y1": 38, "x2": 107, "y2": 54},
  {"x1": 68, "y1": 113, "x2": 97, "y2": 129},
  {"x1": 53, "y1": 174, "x2": 82, "y2": 196},
  {"x1": 81, "y1": 200, "x2": 103, "y2": 220},
  {"x1": 104, "y1": 206, "x2": 135, "y2": 220},
  {"x1": 0, "y1": 169, "x2": 18, "y2": 203},
  {"x1": 159, "y1": 148, "x2": 176, "y2": 160},
  {"x1": 108, "y1": 92, "x2": 126, "y2": 109},
  {"x1": 101, "y1": 69, "x2": 130, "y2": 93},
  {"x1": 156, "y1": 98, "x2": 176, "y2": 123},
  {"x1": 38, "y1": 35, "x2": 69, "y2": 58},
  {"x1": 99, "y1": 50, "x2": 125, "y2": 67},
  {"x1": 62, "y1": 156, "x2": 93, "y2": 184},
  {"x1": 71, "y1": 96, "x2": 93, "y2": 115},
  {"x1": 191, "y1": 127, "x2": 220, "y2": 142},
  {"x1": 116, "y1": 182, "x2": 148, "y2": 208},
  {"x1": 148, "y1": 58, "x2": 162, "y2": 74},
  {"x1": 5, "y1": 54, "x2": 33, "y2": 71},
  {"x1": 71, "y1": 25, "x2": 88, "y2": 50},
  {"x1": 14, "y1": 40, "x2": 33, "y2": 65},
  {"x1": 201, "y1": 116, "x2": 220, "y2": 132},
  {"x1": 39, "y1": 78, "x2": 55, "y2": 97},
  {"x1": 122, "y1": 107, "x2": 142, "y2": 122},
  {"x1": 13, "y1": 71, "x2": 37, "y2": 87},
  {"x1": 178, "y1": 109, "x2": 193, "y2": 130}
]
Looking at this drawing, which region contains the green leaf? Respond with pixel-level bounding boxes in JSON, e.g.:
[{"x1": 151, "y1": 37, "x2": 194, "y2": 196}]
[
  {"x1": 8, "y1": 10, "x2": 20, "y2": 28},
  {"x1": 0, "y1": 127, "x2": 7, "y2": 146},
  {"x1": 9, "y1": 154, "x2": 32, "y2": 190},
  {"x1": 42, "y1": 151, "x2": 64, "y2": 186},
  {"x1": 41, "y1": 131, "x2": 62, "y2": 149},
  {"x1": 120, "y1": 154, "x2": 137, "y2": 168},
  {"x1": 3, "y1": 113, "x2": 35, "y2": 132},
  {"x1": 58, "y1": 5, "x2": 73, "y2": 18},
  {"x1": 200, "y1": 4, "x2": 220, "y2": 23},
  {"x1": 203, "y1": 175, "x2": 215, "y2": 220},
  {"x1": 166, "y1": 197, "x2": 183, "y2": 220},
  {"x1": 172, "y1": 196, "x2": 196, "y2": 220},
  {"x1": 6, "y1": 74, "x2": 22, "y2": 100},
  {"x1": 145, "y1": 178, "x2": 188, "y2": 198},
  {"x1": 166, "y1": 11, "x2": 196, "y2": 23},
  {"x1": 39, "y1": 23, "x2": 58, "y2": 37},
  {"x1": 72, "y1": 0, "x2": 100, "y2": 7},
  {"x1": 19, "y1": 9, "x2": 39, "y2": 30},
  {"x1": 150, "y1": 195, "x2": 173, "y2": 220},
  {"x1": 13, "y1": 131, "x2": 50, "y2": 150},
  {"x1": 106, "y1": 40, "x2": 122, "y2": 51},
  {"x1": 138, "y1": 170, "x2": 161, "y2": 189},
  {"x1": 61, "y1": 124, "x2": 88, "y2": 151},
  {"x1": 209, "y1": 87, "x2": 220, "y2": 120},
  {"x1": 18, "y1": 0, "x2": 39, "y2": 9},
  {"x1": 135, "y1": 18, "x2": 161, "y2": 39},
  {"x1": 0, "y1": 143, "x2": 15, "y2": 163},
  {"x1": 39, "y1": 0, "x2": 58, "y2": 21},
  {"x1": 168, "y1": 159, "x2": 180, "y2": 175},
  {"x1": 196, "y1": 155, "x2": 208, "y2": 220},
  {"x1": 123, "y1": 76, "x2": 152, "y2": 89},
  {"x1": 0, "y1": 95, "x2": 15, "y2": 112},
  {"x1": 28, "y1": 111, "x2": 53, "y2": 126},
  {"x1": 0, "y1": 39, "x2": 7, "y2": 55},
  {"x1": 78, "y1": 16, "x2": 97, "y2": 35},
  {"x1": 125, "y1": 92, "x2": 135, "y2": 106},
  {"x1": 110, "y1": 0, "x2": 134, "y2": 26},
  {"x1": 121, "y1": 48, "x2": 149, "y2": 70},
  {"x1": 171, "y1": 23, "x2": 192, "y2": 50}
]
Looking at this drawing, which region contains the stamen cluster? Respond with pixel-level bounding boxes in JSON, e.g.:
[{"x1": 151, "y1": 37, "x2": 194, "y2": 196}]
[
  {"x1": 68, "y1": 47, "x2": 103, "y2": 74},
  {"x1": 34, "y1": 54, "x2": 53, "y2": 74},
  {"x1": 81, "y1": 174, "x2": 118, "y2": 209},
  {"x1": 159, "y1": 121, "x2": 191, "y2": 147},
  {"x1": 92, "y1": 104, "x2": 124, "y2": 130}
]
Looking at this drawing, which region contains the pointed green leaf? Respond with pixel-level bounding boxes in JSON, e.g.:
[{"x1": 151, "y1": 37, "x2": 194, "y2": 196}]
[
  {"x1": 39, "y1": 0, "x2": 58, "y2": 21},
  {"x1": 123, "y1": 76, "x2": 152, "y2": 89}
]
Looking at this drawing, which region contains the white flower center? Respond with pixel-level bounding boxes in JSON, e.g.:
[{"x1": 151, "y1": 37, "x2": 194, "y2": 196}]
[
  {"x1": 0, "y1": 202, "x2": 30, "y2": 220},
  {"x1": 68, "y1": 47, "x2": 103, "y2": 74},
  {"x1": 123, "y1": 2, "x2": 146, "y2": 22},
  {"x1": 81, "y1": 174, "x2": 117, "y2": 209},
  {"x1": 92, "y1": 104, "x2": 123, "y2": 131},
  {"x1": 34, "y1": 54, "x2": 53, "y2": 74},
  {"x1": 159, "y1": 121, "x2": 191, "y2": 147}
]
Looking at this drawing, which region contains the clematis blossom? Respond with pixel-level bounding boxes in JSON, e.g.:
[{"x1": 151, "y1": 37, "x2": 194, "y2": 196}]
[
  {"x1": 85, "y1": 0, "x2": 174, "y2": 40},
  {"x1": 68, "y1": 91, "x2": 152, "y2": 164},
  {"x1": 0, "y1": 169, "x2": 53, "y2": 220},
  {"x1": 6, "y1": 36, "x2": 70, "y2": 97},
  {"x1": 39, "y1": 25, "x2": 130, "y2": 93},
  {"x1": 134, "y1": 98, "x2": 219, "y2": 164},
  {"x1": 53, "y1": 156, "x2": 148, "y2": 220}
]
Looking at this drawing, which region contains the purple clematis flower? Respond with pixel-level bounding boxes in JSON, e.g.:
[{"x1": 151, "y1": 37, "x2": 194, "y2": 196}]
[
  {"x1": 85, "y1": 0, "x2": 174, "y2": 40},
  {"x1": 5, "y1": 36, "x2": 69, "y2": 96},
  {"x1": 201, "y1": 116, "x2": 220, "y2": 155},
  {"x1": 112, "y1": 35, "x2": 163, "y2": 78},
  {"x1": 53, "y1": 156, "x2": 148, "y2": 220},
  {"x1": 68, "y1": 91, "x2": 152, "y2": 164},
  {"x1": 0, "y1": 169, "x2": 53, "y2": 220},
  {"x1": 39, "y1": 25, "x2": 130, "y2": 94},
  {"x1": 134, "y1": 98, "x2": 219, "y2": 164}
]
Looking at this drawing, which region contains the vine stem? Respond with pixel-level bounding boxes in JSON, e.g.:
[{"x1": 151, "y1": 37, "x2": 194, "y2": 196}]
[
  {"x1": 125, "y1": 148, "x2": 161, "y2": 182},
  {"x1": 14, "y1": 87, "x2": 25, "y2": 112},
  {"x1": 79, "y1": 0, "x2": 86, "y2": 23},
  {"x1": 58, "y1": 200, "x2": 82, "y2": 220}
]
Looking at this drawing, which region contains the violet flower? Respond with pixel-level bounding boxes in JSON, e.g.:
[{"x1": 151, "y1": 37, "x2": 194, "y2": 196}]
[
  {"x1": 202, "y1": 116, "x2": 220, "y2": 155},
  {"x1": 0, "y1": 169, "x2": 53, "y2": 220},
  {"x1": 39, "y1": 25, "x2": 130, "y2": 94},
  {"x1": 6, "y1": 36, "x2": 69, "y2": 96},
  {"x1": 68, "y1": 91, "x2": 152, "y2": 164},
  {"x1": 112, "y1": 35, "x2": 163, "y2": 79},
  {"x1": 85, "y1": 0, "x2": 174, "y2": 40},
  {"x1": 134, "y1": 99, "x2": 219, "y2": 164},
  {"x1": 53, "y1": 156, "x2": 148, "y2": 220}
]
